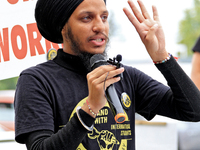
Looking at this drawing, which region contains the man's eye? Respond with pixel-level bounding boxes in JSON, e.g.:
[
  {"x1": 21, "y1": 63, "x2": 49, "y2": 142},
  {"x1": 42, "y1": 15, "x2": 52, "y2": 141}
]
[
  {"x1": 102, "y1": 15, "x2": 108, "y2": 21},
  {"x1": 82, "y1": 16, "x2": 90, "y2": 21}
]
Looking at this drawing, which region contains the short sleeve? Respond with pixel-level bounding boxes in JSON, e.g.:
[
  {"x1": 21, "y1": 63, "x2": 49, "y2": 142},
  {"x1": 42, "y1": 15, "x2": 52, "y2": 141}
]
[{"x1": 14, "y1": 71, "x2": 54, "y2": 143}]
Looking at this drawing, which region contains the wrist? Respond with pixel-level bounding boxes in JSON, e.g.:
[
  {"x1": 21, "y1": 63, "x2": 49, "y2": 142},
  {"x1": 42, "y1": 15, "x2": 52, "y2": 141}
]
[
  {"x1": 86, "y1": 99, "x2": 99, "y2": 117},
  {"x1": 76, "y1": 106, "x2": 94, "y2": 131},
  {"x1": 81, "y1": 100, "x2": 99, "y2": 118},
  {"x1": 153, "y1": 53, "x2": 172, "y2": 64}
]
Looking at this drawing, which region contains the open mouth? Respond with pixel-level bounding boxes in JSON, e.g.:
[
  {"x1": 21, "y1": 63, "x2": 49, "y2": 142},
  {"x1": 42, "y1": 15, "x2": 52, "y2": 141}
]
[
  {"x1": 89, "y1": 38, "x2": 105, "y2": 46},
  {"x1": 92, "y1": 38, "x2": 104, "y2": 42},
  {"x1": 88, "y1": 34, "x2": 107, "y2": 46}
]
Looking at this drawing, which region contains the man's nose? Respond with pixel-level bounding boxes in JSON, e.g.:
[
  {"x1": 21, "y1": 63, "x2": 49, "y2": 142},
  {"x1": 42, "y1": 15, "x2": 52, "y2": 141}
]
[{"x1": 92, "y1": 17, "x2": 105, "y2": 33}]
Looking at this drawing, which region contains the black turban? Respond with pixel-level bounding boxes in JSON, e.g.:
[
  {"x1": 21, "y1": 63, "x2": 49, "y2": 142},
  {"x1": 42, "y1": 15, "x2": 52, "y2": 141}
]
[{"x1": 35, "y1": 0, "x2": 106, "y2": 43}]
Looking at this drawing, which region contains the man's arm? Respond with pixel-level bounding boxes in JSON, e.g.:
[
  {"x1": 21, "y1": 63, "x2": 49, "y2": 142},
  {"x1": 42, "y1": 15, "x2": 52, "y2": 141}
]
[
  {"x1": 191, "y1": 52, "x2": 200, "y2": 90},
  {"x1": 155, "y1": 56, "x2": 200, "y2": 121},
  {"x1": 24, "y1": 109, "x2": 95, "y2": 150}
]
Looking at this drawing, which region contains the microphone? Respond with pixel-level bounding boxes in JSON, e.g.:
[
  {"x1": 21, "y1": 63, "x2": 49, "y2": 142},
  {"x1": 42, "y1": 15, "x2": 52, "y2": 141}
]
[{"x1": 90, "y1": 54, "x2": 126, "y2": 123}]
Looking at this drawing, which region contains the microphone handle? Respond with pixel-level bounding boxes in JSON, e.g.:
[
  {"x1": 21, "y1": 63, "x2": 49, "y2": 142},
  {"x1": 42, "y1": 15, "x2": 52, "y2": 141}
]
[{"x1": 106, "y1": 84, "x2": 126, "y2": 123}]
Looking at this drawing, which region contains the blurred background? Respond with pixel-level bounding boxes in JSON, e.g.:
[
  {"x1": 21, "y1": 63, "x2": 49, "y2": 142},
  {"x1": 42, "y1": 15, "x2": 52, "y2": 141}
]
[{"x1": 1, "y1": 0, "x2": 200, "y2": 149}]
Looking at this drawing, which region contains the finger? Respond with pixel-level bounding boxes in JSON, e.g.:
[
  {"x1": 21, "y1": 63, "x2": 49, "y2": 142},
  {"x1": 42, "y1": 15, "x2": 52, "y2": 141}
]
[
  {"x1": 95, "y1": 67, "x2": 124, "y2": 85},
  {"x1": 123, "y1": 8, "x2": 140, "y2": 30},
  {"x1": 152, "y1": 5, "x2": 160, "y2": 21},
  {"x1": 90, "y1": 65, "x2": 116, "y2": 78},
  {"x1": 137, "y1": 0, "x2": 151, "y2": 19},
  {"x1": 103, "y1": 76, "x2": 121, "y2": 90},
  {"x1": 105, "y1": 67, "x2": 124, "y2": 80},
  {"x1": 88, "y1": 72, "x2": 121, "y2": 96},
  {"x1": 127, "y1": 0, "x2": 145, "y2": 23},
  {"x1": 87, "y1": 66, "x2": 124, "y2": 85}
]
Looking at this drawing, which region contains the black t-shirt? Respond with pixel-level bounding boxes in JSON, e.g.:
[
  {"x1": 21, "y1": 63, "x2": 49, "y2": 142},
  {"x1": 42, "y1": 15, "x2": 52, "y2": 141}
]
[{"x1": 15, "y1": 49, "x2": 200, "y2": 150}]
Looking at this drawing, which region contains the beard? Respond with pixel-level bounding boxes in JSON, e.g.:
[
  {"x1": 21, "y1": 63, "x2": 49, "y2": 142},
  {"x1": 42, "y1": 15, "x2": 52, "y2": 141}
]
[{"x1": 64, "y1": 25, "x2": 109, "y2": 72}]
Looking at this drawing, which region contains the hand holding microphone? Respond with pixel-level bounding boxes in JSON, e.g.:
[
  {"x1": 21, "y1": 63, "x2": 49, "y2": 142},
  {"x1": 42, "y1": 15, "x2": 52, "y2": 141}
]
[{"x1": 88, "y1": 54, "x2": 126, "y2": 123}]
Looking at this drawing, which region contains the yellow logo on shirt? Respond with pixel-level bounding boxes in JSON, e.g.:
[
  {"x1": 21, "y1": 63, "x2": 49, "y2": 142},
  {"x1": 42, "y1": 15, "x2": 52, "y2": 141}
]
[{"x1": 121, "y1": 92, "x2": 131, "y2": 109}]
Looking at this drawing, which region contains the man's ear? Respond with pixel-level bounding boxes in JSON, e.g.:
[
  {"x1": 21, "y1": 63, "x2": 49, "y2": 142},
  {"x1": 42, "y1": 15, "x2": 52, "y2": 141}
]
[
  {"x1": 61, "y1": 26, "x2": 66, "y2": 36},
  {"x1": 61, "y1": 25, "x2": 68, "y2": 41}
]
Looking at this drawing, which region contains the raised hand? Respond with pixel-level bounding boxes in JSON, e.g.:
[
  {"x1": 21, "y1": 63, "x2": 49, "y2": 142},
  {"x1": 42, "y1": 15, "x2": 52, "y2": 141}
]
[{"x1": 123, "y1": 0, "x2": 168, "y2": 62}]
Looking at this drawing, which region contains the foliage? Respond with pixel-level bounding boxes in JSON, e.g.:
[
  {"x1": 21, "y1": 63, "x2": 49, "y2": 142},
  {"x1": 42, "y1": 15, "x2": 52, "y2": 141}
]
[
  {"x1": 0, "y1": 77, "x2": 18, "y2": 90},
  {"x1": 178, "y1": 0, "x2": 200, "y2": 56}
]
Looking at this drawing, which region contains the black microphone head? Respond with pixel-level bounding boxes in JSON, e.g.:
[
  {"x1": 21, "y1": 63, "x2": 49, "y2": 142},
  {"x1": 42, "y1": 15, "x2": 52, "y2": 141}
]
[
  {"x1": 116, "y1": 54, "x2": 122, "y2": 62},
  {"x1": 90, "y1": 54, "x2": 108, "y2": 70}
]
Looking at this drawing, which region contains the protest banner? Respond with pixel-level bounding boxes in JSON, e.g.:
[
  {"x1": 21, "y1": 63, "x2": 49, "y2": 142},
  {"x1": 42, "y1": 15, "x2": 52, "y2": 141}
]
[{"x1": 0, "y1": 0, "x2": 61, "y2": 80}]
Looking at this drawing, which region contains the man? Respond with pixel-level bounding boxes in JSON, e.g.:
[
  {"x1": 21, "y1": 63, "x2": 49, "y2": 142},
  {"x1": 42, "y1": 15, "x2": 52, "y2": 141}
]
[
  {"x1": 14, "y1": 0, "x2": 200, "y2": 149},
  {"x1": 191, "y1": 37, "x2": 200, "y2": 90}
]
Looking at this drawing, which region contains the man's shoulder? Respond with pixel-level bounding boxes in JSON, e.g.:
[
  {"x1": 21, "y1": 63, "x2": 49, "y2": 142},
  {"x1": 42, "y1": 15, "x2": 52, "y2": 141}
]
[
  {"x1": 123, "y1": 64, "x2": 142, "y2": 75},
  {"x1": 20, "y1": 60, "x2": 57, "y2": 76}
]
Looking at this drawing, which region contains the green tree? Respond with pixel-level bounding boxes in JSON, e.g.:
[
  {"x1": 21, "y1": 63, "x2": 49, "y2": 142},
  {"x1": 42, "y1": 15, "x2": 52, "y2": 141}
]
[
  {"x1": 178, "y1": 0, "x2": 200, "y2": 56},
  {"x1": 0, "y1": 77, "x2": 18, "y2": 90}
]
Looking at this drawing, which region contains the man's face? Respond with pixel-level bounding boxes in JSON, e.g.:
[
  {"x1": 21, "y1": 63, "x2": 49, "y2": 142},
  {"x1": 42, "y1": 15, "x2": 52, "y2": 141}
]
[{"x1": 62, "y1": 0, "x2": 109, "y2": 55}]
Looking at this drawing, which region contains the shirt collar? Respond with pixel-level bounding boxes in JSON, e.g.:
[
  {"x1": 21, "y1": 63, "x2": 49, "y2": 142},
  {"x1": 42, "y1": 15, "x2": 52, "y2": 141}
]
[{"x1": 53, "y1": 49, "x2": 90, "y2": 74}]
